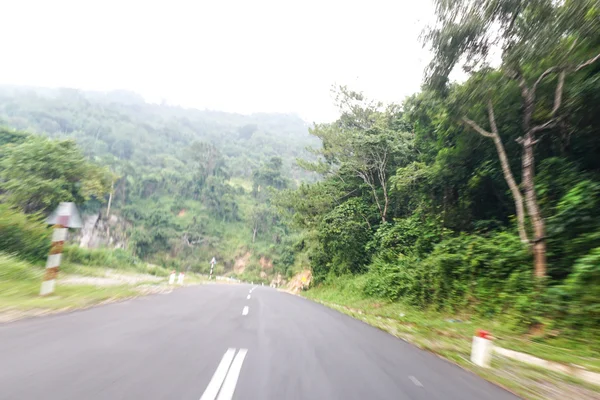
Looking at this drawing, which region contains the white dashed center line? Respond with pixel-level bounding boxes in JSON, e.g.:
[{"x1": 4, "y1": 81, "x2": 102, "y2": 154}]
[
  {"x1": 217, "y1": 349, "x2": 248, "y2": 400},
  {"x1": 200, "y1": 348, "x2": 236, "y2": 400},
  {"x1": 200, "y1": 348, "x2": 248, "y2": 400},
  {"x1": 242, "y1": 306, "x2": 249, "y2": 316},
  {"x1": 247, "y1": 294, "x2": 251, "y2": 300},
  {"x1": 409, "y1": 375, "x2": 423, "y2": 387}
]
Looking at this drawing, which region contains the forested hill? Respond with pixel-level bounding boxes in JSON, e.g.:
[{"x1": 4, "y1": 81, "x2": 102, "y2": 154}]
[
  {"x1": 0, "y1": 85, "x2": 319, "y2": 281},
  {"x1": 0, "y1": 85, "x2": 318, "y2": 182}
]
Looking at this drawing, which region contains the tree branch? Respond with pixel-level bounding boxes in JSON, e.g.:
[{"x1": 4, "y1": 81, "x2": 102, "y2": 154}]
[
  {"x1": 533, "y1": 67, "x2": 556, "y2": 92},
  {"x1": 463, "y1": 102, "x2": 529, "y2": 244},
  {"x1": 515, "y1": 71, "x2": 530, "y2": 99},
  {"x1": 530, "y1": 119, "x2": 557, "y2": 134},
  {"x1": 462, "y1": 118, "x2": 494, "y2": 138},
  {"x1": 575, "y1": 52, "x2": 600, "y2": 72},
  {"x1": 552, "y1": 71, "x2": 565, "y2": 116},
  {"x1": 487, "y1": 100, "x2": 499, "y2": 135}
]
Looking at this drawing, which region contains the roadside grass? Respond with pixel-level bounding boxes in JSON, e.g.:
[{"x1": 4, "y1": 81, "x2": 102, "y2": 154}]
[
  {"x1": 0, "y1": 252, "x2": 206, "y2": 320},
  {"x1": 303, "y1": 280, "x2": 600, "y2": 400},
  {"x1": 0, "y1": 279, "x2": 139, "y2": 311}
]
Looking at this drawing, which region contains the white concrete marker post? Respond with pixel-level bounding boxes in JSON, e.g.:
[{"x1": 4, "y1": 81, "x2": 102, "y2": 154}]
[
  {"x1": 471, "y1": 330, "x2": 493, "y2": 368},
  {"x1": 168, "y1": 270, "x2": 176, "y2": 285},
  {"x1": 41, "y1": 202, "x2": 82, "y2": 296},
  {"x1": 177, "y1": 272, "x2": 185, "y2": 285},
  {"x1": 209, "y1": 257, "x2": 216, "y2": 280}
]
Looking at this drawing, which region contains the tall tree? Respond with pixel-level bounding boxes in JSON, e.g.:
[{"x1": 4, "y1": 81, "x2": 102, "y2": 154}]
[
  {"x1": 425, "y1": 0, "x2": 600, "y2": 277},
  {"x1": 0, "y1": 136, "x2": 112, "y2": 213},
  {"x1": 302, "y1": 87, "x2": 412, "y2": 223}
]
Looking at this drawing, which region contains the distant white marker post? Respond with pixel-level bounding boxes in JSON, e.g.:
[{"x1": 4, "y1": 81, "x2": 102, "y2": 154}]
[
  {"x1": 209, "y1": 256, "x2": 216, "y2": 280},
  {"x1": 41, "y1": 202, "x2": 82, "y2": 296}
]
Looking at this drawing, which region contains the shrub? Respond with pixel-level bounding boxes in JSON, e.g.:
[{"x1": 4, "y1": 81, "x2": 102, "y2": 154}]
[
  {"x1": 563, "y1": 247, "x2": 600, "y2": 329},
  {"x1": 0, "y1": 204, "x2": 51, "y2": 261},
  {"x1": 63, "y1": 245, "x2": 140, "y2": 269},
  {"x1": 364, "y1": 257, "x2": 416, "y2": 301},
  {"x1": 0, "y1": 252, "x2": 41, "y2": 281}
]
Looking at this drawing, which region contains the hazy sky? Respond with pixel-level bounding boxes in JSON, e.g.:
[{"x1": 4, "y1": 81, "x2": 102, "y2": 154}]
[{"x1": 1, "y1": 0, "x2": 434, "y2": 122}]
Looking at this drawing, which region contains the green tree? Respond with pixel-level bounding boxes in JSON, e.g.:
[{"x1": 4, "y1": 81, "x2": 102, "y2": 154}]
[
  {"x1": 0, "y1": 136, "x2": 112, "y2": 213},
  {"x1": 302, "y1": 87, "x2": 413, "y2": 223},
  {"x1": 425, "y1": 0, "x2": 600, "y2": 277}
]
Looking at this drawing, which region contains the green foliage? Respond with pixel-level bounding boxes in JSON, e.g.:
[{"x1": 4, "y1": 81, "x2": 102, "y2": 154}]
[
  {"x1": 0, "y1": 252, "x2": 41, "y2": 282},
  {"x1": 0, "y1": 85, "x2": 318, "y2": 275},
  {"x1": 281, "y1": 22, "x2": 599, "y2": 331},
  {"x1": 0, "y1": 136, "x2": 112, "y2": 213},
  {"x1": 367, "y1": 214, "x2": 451, "y2": 262},
  {"x1": 364, "y1": 257, "x2": 415, "y2": 302},
  {"x1": 0, "y1": 127, "x2": 28, "y2": 147},
  {"x1": 63, "y1": 245, "x2": 139, "y2": 268},
  {"x1": 62, "y1": 245, "x2": 169, "y2": 276},
  {"x1": 317, "y1": 199, "x2": 372, "y2": 275},
  {"x1": 0, "y1": 204, "x2": 50, "y2": 261},
  {"x1": 546, "y1": 179, "x2": 600, "y2": 279},
  {"x1": 563, "y1": 247, "x2": 600, "y2": 329},
  {"x1": 273, "y1": 0, "x2": 600, "y2": 334}
]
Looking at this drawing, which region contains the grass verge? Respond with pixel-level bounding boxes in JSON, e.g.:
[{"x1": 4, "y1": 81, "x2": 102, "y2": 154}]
[
  {"x1": 303, "y1": 280, "x2": 600, "y2": 400},
  {"x1": 0, "y1": 252, "x2": 204, "y2": 322}
]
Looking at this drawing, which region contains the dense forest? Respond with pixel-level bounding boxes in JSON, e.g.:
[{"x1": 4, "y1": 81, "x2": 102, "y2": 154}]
[
  {"x1": 275, "y1": 0, "x2": 600, "y2": 332},
  {"x1": 0, "y1": 85, "x2": 317, "y2": 282}
]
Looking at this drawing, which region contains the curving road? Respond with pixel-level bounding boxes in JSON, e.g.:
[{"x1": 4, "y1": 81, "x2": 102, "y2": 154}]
[{"x1": 0, "y1": 284, "x2": 519, "y2": 399}]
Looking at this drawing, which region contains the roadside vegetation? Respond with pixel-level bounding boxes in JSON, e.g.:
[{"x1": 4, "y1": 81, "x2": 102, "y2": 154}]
[
  {"x1": 273, "y1": 1, "x2": 600, "y2": 398},
  {"x1": 303, "y1": 277, "x2": 599, "y2": 400}
]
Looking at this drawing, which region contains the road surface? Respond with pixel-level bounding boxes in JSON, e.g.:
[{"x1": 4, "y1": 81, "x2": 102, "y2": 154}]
[{"x1": 0, "y1": 284, "x2": 519, "y2": 399}]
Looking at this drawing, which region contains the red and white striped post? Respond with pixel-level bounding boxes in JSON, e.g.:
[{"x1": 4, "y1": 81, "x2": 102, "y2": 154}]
[
  {"x1": 40, "y1": 222, "x2": 67, "y2": 295},
  {"x1": 41, "y1": 202, "x2": 82, "y2": 296}
]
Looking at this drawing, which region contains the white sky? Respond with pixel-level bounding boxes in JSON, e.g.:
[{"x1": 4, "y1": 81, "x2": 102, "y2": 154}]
[{"x1": 0, "y1": 0, "x2": 434, "y2": 122}]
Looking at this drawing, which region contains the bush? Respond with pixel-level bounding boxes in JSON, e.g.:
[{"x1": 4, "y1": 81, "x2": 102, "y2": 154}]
[
  {"x1": 364, "y1": 231, "x2": 533, "y2": 318},
  {"x1": 563, "y1": 247, "x2": 600, "y2": 329},
  {"x1": 409, "y1": 232, "x2": 531, "y2": 312},
  {"x1": 0, "y1": 252, "x2": 41, "y2": 281},
  {"x1": 0, "y1": 205, "x2": 51, "y2": 261},
  {"x1": 62, "y1": 245, "x2": 171, "y2": 277},
  {"x1": 63, "y1": 246, "x2": 139, "y2": 269},
  {"x1": 364, "y1": 257, "x2": 416, "y2": 301}
]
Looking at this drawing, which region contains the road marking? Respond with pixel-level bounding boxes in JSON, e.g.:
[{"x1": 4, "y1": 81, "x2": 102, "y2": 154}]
[
  {"x1": 217, "y1": 349, "x2": 248, "y2": 400},
  {"x1": 409, "y1": 375, "x2": 423, "y2": 387},
  {"x1": 200, "y1": 348, "x2": 236, "y2": 400},
  {"x1": 242, "y1": 306, "x2": 249, "y2": 316},
  {"x1": 247, "y1": 294, "x2": 251, "y2": 300}
]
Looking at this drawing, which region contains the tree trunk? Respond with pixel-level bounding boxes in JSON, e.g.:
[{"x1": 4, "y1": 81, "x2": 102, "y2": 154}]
[
  {"x1": 252, "y1": 226, "x2": 257, "y2": 243},
  {"x1": 463, "y1": 102, "x2": 528, "y2": 244},
  {"x1": 520, "y1": 77, "x2": 547, "y2": 278},
  {"x1": 106, "y1": 180, "x2": 114, "y2": 219},
  {"x1": 521, "y1": 135, "x2": 546, "y2": 278}
]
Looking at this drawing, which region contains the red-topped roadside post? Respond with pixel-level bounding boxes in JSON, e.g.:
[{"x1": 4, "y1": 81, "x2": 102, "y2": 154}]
[
  {"x1": 471, "y1": 329, "x2": 493, "y2": 368},
  {"x1": 41, "y1": 202, "x2": 82, "y2": 296}
]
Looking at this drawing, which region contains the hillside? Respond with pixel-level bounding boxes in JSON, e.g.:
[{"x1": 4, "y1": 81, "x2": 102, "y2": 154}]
[{"x1": 0, "y1": 85, "x2": 319, "y2": 282}]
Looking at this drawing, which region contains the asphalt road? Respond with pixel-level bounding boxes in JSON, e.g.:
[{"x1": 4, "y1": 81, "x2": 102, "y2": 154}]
[{"x1": 0, "y1": 284, "x2": 519, "y2": 400}]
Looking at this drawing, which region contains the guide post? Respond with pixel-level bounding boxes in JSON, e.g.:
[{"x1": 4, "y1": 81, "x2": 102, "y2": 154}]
[{"x1": 209, "y1": 257, "x2": 216, "y2": 280}]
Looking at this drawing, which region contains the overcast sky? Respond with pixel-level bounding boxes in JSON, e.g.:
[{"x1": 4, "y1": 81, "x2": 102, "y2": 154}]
[{"x1": 1, "y1": 0, "x2": 434, "y2": 122}]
